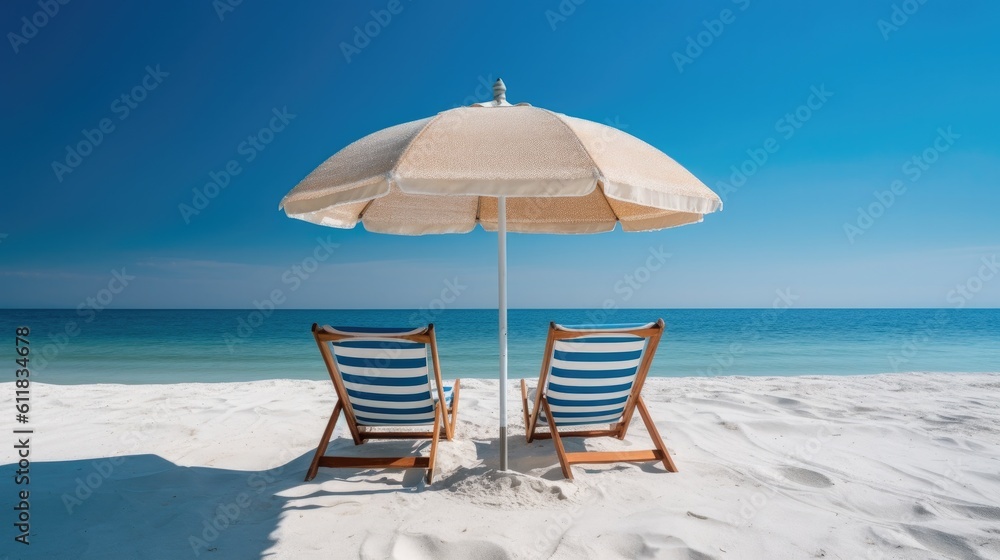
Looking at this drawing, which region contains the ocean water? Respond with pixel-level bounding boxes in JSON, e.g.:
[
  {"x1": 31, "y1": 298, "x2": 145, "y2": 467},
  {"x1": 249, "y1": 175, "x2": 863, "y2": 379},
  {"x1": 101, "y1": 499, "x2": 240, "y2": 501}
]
[{"x1": 1, "y1": 309, "x2": 997, "y2": 384}]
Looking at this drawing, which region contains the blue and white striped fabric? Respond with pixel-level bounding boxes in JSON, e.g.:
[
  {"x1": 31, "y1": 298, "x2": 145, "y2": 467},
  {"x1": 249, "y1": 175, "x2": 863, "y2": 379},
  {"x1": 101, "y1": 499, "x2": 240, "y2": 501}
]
[
  {"x1": 325, "y1": 326, "x2": 451, "y2": 427},
  {"x1": 541, "y1": 323, "x2": 654, "y2": 427}
]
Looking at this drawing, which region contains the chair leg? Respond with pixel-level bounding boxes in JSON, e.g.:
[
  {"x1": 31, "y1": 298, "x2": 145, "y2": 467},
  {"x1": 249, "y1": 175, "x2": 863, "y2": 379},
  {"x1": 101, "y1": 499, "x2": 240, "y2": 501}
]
[
  {"x1": 427, "y1": 402, "x2": 443, "y2": 483},
  {"x1": 541, "y1": 397, "x2": 573, "y2": 480},
  {"x1": 306, "y1": 400, "x2": 343, "y2": 481},
  {"x1": 446, "y1": 379, "x2": 461, "y2": 441},
  {"x1": 636, "y1": 396, "x2": 678, "y2": 473},
  {"x1": 521, "y1": 379, "x2": 533, "y2": 443}
]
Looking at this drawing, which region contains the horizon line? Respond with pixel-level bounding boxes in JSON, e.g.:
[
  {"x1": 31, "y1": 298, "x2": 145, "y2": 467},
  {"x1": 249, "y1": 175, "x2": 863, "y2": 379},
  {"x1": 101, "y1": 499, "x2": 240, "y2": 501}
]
[{"x1": 1, "y1": 307, "x2": 997, "y2": 311}]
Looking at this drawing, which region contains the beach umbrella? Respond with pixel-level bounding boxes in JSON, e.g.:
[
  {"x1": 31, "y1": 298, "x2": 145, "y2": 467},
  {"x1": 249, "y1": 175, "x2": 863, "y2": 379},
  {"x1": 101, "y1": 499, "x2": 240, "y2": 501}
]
[{"x1": 279, "y1": 79, "x2": 722, "y2": 470}]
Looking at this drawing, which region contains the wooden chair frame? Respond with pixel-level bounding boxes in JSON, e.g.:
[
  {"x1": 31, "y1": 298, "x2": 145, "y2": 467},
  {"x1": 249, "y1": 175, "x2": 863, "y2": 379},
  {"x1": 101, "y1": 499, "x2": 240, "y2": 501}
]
[
  {"x1": 520, "y1": 320, "x2": 677, "y2": 479},
  {"x1": 305, "y1": 323, "x2": 460, "y2": 483}
]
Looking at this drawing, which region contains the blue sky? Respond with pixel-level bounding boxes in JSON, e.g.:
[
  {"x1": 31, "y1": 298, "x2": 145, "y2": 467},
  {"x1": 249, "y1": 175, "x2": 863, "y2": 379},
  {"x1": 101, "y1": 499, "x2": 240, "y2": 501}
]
[{"x1": 1, "y1": 1, "x2": 998, "y2": 309}]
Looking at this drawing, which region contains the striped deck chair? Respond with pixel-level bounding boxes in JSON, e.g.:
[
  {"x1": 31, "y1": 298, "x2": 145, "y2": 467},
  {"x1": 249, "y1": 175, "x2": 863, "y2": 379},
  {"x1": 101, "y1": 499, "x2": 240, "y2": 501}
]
[
  {"x1": 520, "y1": 320, "x2": 677, "y2": 479},
  {"x1": 305, "y1": 323, "x2": 460, "y2": 483}
]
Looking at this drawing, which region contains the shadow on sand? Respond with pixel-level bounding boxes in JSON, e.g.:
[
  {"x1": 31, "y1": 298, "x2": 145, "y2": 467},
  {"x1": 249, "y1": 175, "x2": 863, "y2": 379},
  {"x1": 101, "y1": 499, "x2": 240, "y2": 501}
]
[
  {"x1": 8, "y1": 430, "x2": 668, "y2": 559},
  {"x1": 9, "y1": 437, "x2": 440, "y2": 560}
]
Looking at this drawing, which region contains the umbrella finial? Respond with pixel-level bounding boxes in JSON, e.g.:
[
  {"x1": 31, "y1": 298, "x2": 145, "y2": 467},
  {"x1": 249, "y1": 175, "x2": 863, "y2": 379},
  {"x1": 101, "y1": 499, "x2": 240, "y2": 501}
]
[
  {"x1": 470, "y1": 77, "x2": 523, "y2": 107},
  {"x1": 493, "y1": 78, "x2": 506, "y2": 104}
]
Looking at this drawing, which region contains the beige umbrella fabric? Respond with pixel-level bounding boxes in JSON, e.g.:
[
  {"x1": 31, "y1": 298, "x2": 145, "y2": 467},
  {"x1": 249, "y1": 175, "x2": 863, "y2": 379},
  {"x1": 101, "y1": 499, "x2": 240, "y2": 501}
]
[
  {"x1": 280, "y1": 81, "x2": 721, "y2": 234},
  {"x1": 279, "y1": 79, "x2": 721, "y2": 471}
]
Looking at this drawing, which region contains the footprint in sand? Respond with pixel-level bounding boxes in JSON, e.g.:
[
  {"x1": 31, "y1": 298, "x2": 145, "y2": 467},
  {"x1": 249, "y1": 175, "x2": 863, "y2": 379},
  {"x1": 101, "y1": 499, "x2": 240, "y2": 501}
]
[
  {"x1": 781, "y1": 466, "x2": 833, "y2": 488},
  {"x1": 527, "y1": 479, "x2": 567, "y2": 499},
  {"x1": 719, "y1": 421, "x2": 740, "y2": 431},
  {"x1": 911, "y1": 503, "x2": 935, "y2": 518}
]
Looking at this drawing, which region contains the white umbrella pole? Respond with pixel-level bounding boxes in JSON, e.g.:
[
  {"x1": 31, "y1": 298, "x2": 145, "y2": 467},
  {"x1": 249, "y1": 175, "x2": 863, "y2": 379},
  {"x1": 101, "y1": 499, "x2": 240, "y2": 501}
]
[{"x1": 498, "y1": 195, "x2": 509, "y2": 471}]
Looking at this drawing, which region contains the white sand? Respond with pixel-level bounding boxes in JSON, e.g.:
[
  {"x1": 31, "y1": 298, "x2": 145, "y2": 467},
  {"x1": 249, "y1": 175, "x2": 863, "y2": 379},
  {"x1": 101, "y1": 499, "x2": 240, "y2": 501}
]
[{"x1": 4, "y1": 374, "x2": 1000, "y2": 559}]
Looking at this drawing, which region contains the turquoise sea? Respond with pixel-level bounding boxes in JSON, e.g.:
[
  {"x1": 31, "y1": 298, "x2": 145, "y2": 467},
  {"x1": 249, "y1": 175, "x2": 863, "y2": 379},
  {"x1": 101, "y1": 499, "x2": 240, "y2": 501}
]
[{"x1": 1, "y1": 309, "x2": 997, "y2": 384}]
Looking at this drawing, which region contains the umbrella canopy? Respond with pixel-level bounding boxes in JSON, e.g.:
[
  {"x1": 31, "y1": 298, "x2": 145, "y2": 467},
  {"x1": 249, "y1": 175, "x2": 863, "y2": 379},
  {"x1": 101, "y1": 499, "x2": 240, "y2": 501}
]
[
  {"x1": 280, "y1": 80, "x2": 721, "y2": 471},
  {"x1": 280, "y1": 80, "x2": 721, "y2": 233}
]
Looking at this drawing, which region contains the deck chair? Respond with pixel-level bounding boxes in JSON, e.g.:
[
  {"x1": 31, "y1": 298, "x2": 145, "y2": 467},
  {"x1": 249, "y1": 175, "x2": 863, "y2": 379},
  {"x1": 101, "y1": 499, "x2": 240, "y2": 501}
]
[
  {"x1": 305, "y1": 323, "x2": 460, "y2": 483},
  {"x1": 520, "y1": 320, "x2": 677, "y2": 479}
]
